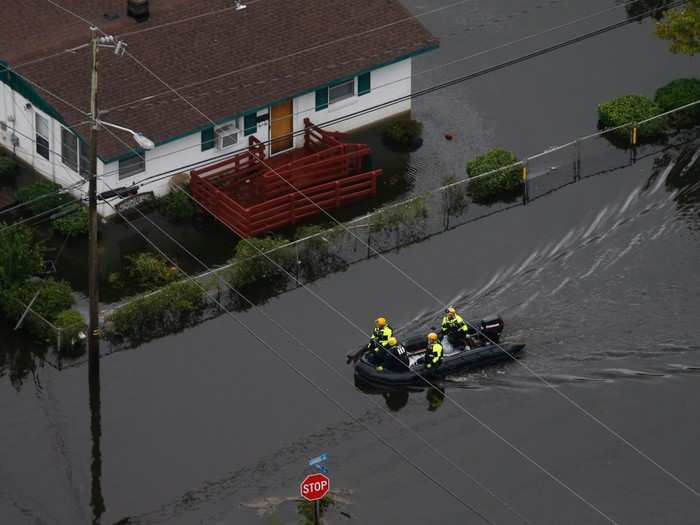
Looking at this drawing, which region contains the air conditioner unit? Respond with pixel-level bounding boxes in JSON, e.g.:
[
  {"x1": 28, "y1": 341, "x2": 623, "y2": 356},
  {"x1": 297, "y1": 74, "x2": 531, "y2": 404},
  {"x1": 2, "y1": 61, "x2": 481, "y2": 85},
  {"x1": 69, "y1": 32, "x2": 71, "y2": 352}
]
[{"x1": 216, "y1": 124, "x2": 239, "y2": 150}]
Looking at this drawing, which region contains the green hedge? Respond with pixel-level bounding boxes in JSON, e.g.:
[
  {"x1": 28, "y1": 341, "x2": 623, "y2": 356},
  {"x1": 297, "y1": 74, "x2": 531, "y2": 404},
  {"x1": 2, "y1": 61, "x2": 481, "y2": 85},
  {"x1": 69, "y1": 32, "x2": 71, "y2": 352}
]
[
  {"x1": 158, "y1": 187, "x2": 196, "y2": 221},
  {"x1": 227, "y1": 235, "x2": 295, "y2": 289},
  {"x1": 0, "y1": 278, "x2": 74, "y2": 339},
  {"x1": 654, "y1": 78, "x2": 700, "y2": 128},
  {"x1": 16, "y1": 181, "x2": 71, "y2": 215},
  {"x1": 466, "y1": 148, "x2": 522, "y2": 204},
  {"x1": 127, "y1": 252, "x2": 178, "y2": 291},
  {"x1": 55, "y1": 309, "x2": 86, "y2": 348},
  {"x1": 52, "y1": 205, "x2": 89, "y2": 237},
  {"x1": 107, "y1": 281, "x2": 207, "y2": 343},
  {"x1": 0, "y1": 223, "x2": 43, "y2": 289},
  {"x1": 597, "y1": 95, "x2": 666, "y2": 144},
  {"x1": 382, "y1": 118, "x2": 423, "y2": 149},
  {"x1": 0, "y1": 156, "x2": 17, "y2": 177}
]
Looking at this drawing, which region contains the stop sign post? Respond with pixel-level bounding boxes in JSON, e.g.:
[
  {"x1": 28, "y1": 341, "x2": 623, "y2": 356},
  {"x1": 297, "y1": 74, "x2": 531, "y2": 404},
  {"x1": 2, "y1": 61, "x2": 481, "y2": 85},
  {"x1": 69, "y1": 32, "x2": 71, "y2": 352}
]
[
  {"x1": 300, "y1": 472, "x2": 330, "y2": 525},
  {"x1": 300, "y1": 472, "x2": 330, "y2": 501}
]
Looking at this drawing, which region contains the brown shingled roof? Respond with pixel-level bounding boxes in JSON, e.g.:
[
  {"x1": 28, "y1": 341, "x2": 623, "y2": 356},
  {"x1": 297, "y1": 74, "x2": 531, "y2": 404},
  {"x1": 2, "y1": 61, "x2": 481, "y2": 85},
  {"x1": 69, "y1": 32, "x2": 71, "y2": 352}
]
[{"x1": 5, "y1": 0, "x2": 438, "y2": 161}]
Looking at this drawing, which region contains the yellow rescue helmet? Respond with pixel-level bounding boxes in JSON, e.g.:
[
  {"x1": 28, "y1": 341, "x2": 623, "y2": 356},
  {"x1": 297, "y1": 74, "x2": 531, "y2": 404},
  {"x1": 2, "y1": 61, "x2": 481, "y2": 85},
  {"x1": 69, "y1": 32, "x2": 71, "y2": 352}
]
[
  {"x1": 446, "y1": 307, "x2": 456, "y2": 317},
  {"x1": 428, "y1": 332, "x2": 438, "y2": 342},
  {"x1": 388, "y1": 337, "x2": 398, "y2": 347},
  {"x1": 375, "y1": 317, "x2": 387, "y2": 328}
]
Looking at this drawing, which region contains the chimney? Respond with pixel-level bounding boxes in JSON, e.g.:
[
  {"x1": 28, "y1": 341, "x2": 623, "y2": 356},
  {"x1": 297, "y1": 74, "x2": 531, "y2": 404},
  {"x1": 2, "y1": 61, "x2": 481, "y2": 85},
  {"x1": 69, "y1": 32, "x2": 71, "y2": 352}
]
[{"x1": 127, "y1": 0, "x2": 150, "y2": 22}]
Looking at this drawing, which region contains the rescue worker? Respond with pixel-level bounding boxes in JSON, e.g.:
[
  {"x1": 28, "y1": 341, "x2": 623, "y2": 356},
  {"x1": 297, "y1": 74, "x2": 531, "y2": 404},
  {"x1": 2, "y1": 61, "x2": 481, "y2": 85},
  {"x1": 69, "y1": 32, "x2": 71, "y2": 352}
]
[
  {"x1": 424, "y1": 332, "x2": 443, "y2": 370},
  {"x1": 384, "y1": 336, "x2": 410, "y2": 372},
  {"x1": 441, "y1": 307, "x2": 469, "y2": 339},
  {"x1": 368, "y1": 317, "x2": 393, "y2": 368}
]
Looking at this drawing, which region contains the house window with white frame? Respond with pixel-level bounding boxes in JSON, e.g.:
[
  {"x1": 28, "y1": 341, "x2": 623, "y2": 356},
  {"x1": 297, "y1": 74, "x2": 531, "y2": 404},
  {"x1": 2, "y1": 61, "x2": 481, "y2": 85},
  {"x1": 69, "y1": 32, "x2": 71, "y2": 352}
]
[
  {"x1": 61, "y1": 127, "x2": 78, "y2": 172},
  {"x1": 35, "y1": 113, "x2": 50, "y2": 160}
]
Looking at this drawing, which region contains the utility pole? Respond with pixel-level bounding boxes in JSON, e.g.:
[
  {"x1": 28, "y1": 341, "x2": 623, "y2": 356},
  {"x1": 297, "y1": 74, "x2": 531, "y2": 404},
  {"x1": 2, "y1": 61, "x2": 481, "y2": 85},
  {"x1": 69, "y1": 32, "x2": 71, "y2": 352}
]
[{"x1": 88, "y1": 27, "x2": 100, "y2": 372}]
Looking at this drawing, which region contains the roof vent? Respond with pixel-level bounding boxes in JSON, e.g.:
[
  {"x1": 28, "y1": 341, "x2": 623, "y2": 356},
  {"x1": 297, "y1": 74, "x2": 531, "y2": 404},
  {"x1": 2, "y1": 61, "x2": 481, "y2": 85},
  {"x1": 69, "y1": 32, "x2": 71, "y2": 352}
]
[{"x1": 127, "y1": 0, "x2": 150, "y2": 22}]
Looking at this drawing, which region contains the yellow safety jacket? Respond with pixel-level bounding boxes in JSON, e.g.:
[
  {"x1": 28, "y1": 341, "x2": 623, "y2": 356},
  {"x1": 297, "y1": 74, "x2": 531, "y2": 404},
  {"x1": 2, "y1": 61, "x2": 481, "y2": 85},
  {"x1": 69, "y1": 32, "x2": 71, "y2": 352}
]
[
  {"x1": 370, "y1": 325, "x2": 393, "y2": 348},
  {"x1": 441, "y1": 314, "x2": 468, "y2": 334},
  {"x1": 426, "y1": 342, "x2": 443, "y2": 368}
]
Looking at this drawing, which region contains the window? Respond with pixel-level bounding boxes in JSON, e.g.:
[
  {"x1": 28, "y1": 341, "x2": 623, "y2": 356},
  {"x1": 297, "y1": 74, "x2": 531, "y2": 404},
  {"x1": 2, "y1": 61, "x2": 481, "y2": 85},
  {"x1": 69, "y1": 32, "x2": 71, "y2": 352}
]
[
  {"x1": 35, "y1": 113, "x2": 50, "y2": 160},
  {"x1": 118, "y1": 152, "x2": 145, "y2": 179},
  {"x1": 358, "y1": 72, "x2": 371, "y2": 96},
  {"x1": 329, "y1": 79, "x2": 354, "y2": 104},
  {"x1": 61, "y1": 128, "x2": 78, "y2": 171},
  {"x1": 243, "y1": 113, "x2": 257, "y2": 136},
  {"x1": 201, "y1": 126, "x2": 215, "y2": 151},
  {"x1": 315, "y1": 88, "x2": 328, "y2": 111},
  {"x1": 216, "y1": 123, "x2": 239, "y2": 150},
  {"x1": 79, "y1": 141, "x2": 89, "y2": 178}
]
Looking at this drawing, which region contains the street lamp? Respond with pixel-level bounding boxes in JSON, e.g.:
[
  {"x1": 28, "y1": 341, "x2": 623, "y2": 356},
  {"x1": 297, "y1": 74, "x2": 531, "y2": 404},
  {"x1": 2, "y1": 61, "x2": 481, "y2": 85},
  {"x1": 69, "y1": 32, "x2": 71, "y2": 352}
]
[{"x1": 96, "y1": 119, "x2": 155, "y2": 150}]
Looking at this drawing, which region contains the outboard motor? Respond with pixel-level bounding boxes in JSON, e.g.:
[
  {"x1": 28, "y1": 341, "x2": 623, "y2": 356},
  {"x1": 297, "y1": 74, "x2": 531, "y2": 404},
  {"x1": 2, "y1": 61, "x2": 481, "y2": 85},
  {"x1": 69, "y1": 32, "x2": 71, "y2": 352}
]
[{"x1": 479, "y1": 314, "x2": 504, "y2": 343}]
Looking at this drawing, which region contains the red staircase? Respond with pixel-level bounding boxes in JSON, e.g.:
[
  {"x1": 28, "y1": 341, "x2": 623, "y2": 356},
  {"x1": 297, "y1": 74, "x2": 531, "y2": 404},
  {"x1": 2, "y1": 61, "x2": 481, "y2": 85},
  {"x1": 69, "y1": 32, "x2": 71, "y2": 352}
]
[{"x1": 190, "y1": 118, "x2": 381, "y2": 237}]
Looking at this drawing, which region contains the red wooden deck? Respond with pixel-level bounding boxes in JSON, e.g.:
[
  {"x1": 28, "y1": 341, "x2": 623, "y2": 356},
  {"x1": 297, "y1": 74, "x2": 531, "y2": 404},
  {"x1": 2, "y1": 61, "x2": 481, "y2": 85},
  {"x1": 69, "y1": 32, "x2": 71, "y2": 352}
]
[{"x1": 190, "y1": 119, "x2": 381, "y2": 237}]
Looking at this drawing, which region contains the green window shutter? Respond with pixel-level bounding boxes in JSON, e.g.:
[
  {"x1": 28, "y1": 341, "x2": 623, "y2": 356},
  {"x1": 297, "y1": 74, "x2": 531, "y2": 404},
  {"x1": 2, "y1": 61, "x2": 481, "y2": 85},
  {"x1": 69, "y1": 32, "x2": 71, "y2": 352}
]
[
  {"x1": 358, "y1": 72, "x2": 371, "y2": 96},
  {"x1": 244, "y1": 113, "x2": 257, "y2": 136},
  {"x1": 315, "y1": 88, "x2": 328, "y2": 111},
  {"x1": 201, "y1": 126, "x2": 215, "y2": 151}
]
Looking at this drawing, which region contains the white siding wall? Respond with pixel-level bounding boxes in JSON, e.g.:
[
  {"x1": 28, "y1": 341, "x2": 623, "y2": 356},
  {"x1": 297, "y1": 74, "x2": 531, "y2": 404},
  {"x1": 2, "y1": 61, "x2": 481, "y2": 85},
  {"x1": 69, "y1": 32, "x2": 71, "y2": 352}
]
[
  {"x1": 3, "y1": 57, "x2": 413, "y2": 217},
  {"x1": 0, "y1": 80, "x2": 92, "y2": 203}
]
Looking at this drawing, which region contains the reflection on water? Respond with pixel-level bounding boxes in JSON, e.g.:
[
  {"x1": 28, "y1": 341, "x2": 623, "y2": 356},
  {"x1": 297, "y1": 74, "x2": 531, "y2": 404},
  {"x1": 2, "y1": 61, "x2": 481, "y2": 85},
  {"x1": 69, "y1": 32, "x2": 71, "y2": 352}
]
[{"x1": 356, "y1": 376, "x2": 448, "y2": 414}]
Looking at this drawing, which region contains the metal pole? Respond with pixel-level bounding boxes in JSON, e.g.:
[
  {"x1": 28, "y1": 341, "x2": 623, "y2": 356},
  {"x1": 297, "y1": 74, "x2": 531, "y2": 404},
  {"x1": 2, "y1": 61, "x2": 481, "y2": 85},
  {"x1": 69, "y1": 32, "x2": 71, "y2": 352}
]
[
  {"x1": 88, "y1": 28, "x2": 100, "y2": 369},
  {"x1": 313, "y1": 499, "x2": 320, "y2": 525}
]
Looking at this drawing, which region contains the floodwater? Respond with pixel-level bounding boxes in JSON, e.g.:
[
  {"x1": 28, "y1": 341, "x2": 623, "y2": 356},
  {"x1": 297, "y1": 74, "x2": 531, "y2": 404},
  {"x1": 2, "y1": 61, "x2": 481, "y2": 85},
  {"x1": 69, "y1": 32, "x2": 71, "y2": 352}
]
[{"x1": 2, "y1": 1, "x2": 700, "y2": 524}]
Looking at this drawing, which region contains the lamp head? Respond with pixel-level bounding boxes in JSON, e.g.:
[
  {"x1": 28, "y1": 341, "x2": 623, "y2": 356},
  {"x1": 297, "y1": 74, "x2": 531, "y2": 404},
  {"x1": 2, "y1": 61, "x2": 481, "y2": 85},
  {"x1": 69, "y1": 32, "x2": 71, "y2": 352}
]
[{"x1": 133, "y1": 132, "x2": 155, "y2": 150}]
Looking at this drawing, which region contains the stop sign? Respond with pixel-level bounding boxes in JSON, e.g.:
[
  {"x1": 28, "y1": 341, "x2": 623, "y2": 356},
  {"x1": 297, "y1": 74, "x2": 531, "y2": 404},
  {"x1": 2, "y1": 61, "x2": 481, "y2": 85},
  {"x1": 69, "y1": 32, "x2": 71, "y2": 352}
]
[{"x1": 300, "y1": 473, "x2": 330, "y2": 501}]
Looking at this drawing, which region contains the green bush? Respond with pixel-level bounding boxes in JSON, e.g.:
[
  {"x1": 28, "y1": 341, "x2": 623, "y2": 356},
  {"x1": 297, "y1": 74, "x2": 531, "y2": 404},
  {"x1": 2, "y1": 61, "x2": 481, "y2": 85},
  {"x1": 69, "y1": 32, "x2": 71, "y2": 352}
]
[
  {"x1": 654, "y1": 78, "x2": 700, "y2": 128},
  {"x1": 370, "y1": 194, "x2": 428, "y2": 232},
  {"x1": 382, "y1": 118, "x2": 423, "y2": 148},
  {"x1": 16, "y1": 181, "x2": 71, "y2": 215},
  {"x1": 0, "y1": 156, "x2": 17, "y2": 178},
  {"x1": 107, "y1": 281, "x2": 207, "y2": 343},
  {"x1": 0, "y1": 223, "x2": 43, "y2": 289},
  {"x1": 127, "y1": 252, "x2": 178, "y2": 291},
  {"x1": 0, "y1": 278, "x2": 74, "y2": 339},
  {"x1": 227, "y1": 235, "x2": 295, "y2": 288},
  {"x1": 466, "y1": 148, "x2": 522, "y2": 204},
  {"x1": 55, "y1": 309, "x2": 86, "y2": 347},
  {"x1": 51, "y1": 205, "x2": 88, "y2": 237},
  {"x1": 597, "y1": 95, "x2": 666, "y2": 143},
  {"x1": 159, "y1": 187, "x2": 196, "y2": 221}
]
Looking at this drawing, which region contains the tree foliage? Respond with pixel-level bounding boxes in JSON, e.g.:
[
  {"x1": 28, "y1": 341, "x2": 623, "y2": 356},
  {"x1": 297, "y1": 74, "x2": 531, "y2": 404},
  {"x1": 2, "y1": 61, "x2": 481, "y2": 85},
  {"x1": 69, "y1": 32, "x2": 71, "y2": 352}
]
[
  {"x1": 0, "y1": 155, "x2": 17, "y2": 178},
  {"x1": 656, "y1": 0, "x2": 700, "y2": 55},
  {"x1": 127, "y1": 252, "x2": 179, "y2": 291},
  {"x1": 227, "y1": 235, "x2": 295, "y2": 289},
  {"x1": 0, "y1": 223, "x2": 43, "y2": 289},
  {"x1": 158, "y1": 186, "x2": 197, "y2": 221},
  {"x1": 654, "y1": 78, "x2": 700, "y2": 128},
  {"x1": 16, "y1": 181, "x2": 71, "y2": 214},
  {"x1": 0, "y1": 278, "x2": 74, "y2": 339},
  {"x1": 597, "y1": 95, "x2": 666, "y2": 143},
  {"x1": 52, "y1": 205, "x2": 89, "y2": 237}
]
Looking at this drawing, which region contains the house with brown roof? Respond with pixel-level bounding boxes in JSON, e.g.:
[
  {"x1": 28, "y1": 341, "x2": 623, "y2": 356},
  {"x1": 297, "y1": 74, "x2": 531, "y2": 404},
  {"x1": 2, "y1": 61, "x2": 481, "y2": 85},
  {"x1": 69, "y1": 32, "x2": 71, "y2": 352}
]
[{"x1": 0, "y1": 0, "x2": 438, "y2": 216}]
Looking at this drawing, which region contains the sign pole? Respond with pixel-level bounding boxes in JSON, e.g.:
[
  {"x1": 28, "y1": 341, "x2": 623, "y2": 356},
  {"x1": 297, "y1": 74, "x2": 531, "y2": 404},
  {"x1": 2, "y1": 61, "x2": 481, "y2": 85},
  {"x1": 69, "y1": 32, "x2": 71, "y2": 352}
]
[{"x1": 313, "y1": 499, "x2": 320, "y2": 525}]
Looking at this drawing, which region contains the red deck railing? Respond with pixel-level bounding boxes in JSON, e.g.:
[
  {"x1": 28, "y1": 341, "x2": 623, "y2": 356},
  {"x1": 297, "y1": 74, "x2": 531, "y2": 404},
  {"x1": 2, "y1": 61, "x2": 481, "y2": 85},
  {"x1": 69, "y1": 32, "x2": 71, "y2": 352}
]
[{"x1": 189, "y1": 119, "x2": 381, "y2": 237}]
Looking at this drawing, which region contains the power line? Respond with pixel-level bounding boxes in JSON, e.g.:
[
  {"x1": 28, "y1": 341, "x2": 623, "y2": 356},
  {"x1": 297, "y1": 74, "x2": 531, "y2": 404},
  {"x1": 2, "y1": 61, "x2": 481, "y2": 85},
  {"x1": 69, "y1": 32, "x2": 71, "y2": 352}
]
[{"x1": 92, "y1": 177, "x2": 498, "y2": 525}]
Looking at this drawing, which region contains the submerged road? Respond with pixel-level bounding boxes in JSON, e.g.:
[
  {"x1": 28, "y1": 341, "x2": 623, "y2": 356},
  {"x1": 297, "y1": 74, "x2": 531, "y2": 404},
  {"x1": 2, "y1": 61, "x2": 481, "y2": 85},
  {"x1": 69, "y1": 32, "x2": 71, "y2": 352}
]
[{"x1": 2, "y1": 0, "x2": 700, "y2": 523}]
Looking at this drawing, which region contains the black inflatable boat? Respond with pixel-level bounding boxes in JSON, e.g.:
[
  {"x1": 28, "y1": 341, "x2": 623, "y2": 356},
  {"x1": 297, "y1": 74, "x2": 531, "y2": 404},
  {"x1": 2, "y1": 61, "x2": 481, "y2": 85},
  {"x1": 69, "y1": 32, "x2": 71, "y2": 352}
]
[{"x1": 353, "y1": 315, "x2": 525, "y2": 387}]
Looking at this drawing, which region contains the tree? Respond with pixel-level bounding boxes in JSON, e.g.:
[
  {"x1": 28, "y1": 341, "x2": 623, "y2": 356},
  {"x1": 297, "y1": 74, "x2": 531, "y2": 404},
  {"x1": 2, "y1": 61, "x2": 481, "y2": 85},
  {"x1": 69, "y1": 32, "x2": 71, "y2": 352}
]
[
  {"x1": 656, "y1": 0, "x2": 700, "y2": 55},
  {"x1": 0, "y1": 223, "x2": 43, "y2": 289}
]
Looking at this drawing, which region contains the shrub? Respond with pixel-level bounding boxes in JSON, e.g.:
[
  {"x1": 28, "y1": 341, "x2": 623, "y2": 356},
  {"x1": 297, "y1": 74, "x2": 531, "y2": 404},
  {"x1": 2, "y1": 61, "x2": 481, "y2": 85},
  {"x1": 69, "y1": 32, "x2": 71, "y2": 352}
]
[
  {"x1": 442, "y1": 175, "x2": 469, "y2": 216},
  {"x1": 597, "y1": 95, "x2": 666, "y2": 144},
  {"x1": 16, "y1": 180, "x2": 71, "y2": 215},
  {"x1": 159, "y1": 187, "x2": 196, "y2": 221},
  {"x1": 107, "y1": 281, "x2": 207, "y2": 343},
  {"x1": 466, "y1": 148, "x2": 522, "y2": 204},
  {"x1": 227, "y1": 235, "x2": 295, "y2": 288},
  {"x1": 382, "y1": 118, "x2": 423, "y2": 149},
  {"x1": 55, "y1": 309, "x2": 86, "y2": 347},
  {"x1": 0, "y1": 278, "x2": 74, "y2": 339},
  {"x1": 51, "y1": 205, "x2": 88, "y2": 237},
  {"x1": 0, "y1": 156, "x2": 17, "y2": 178},
  {"x1": 127, "y1": 252, "x2": 178, "y2": 291},
  {"x1": 0, "y1": 223, "x2": 43, "y2": 289},
  {"x1": 654, "y1": 78, "x2": 700, "y2": 128},
  {"x1": 370, "y1": 194, "x2": 428, "y2": 232}
]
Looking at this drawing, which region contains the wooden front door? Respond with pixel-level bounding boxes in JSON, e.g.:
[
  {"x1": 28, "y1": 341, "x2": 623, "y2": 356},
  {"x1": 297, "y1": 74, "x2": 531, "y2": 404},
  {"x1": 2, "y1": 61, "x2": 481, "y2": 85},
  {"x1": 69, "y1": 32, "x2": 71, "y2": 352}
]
[{"x1": 270, "y1": 100, "x2": 293, "y2": 155}]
